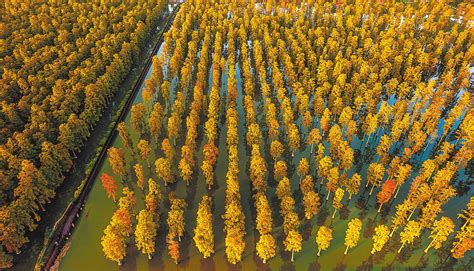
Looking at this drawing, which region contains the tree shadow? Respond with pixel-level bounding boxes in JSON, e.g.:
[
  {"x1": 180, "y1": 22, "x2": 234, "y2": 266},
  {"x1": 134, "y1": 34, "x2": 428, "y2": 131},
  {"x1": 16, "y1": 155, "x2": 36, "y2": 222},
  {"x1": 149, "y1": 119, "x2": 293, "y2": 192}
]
[
  {"x1": 363, "y1": 218, "x2": 376, "y2": 239},
  {"x1": 307, "y1": 261, "x2": 321, "y2": 271},
  {"x1": 226, "y1": 261, "x2": 242, "y2": 271},
  {"x1": 339, "y1": 204, "x2": 351, "y2": 220},
  {"x1": 316, "y1": 206, "x2": 329, "y2": 226},
  {"x1": 200, "y1": 256, "x2": 216, "y2": 271},
  {"x1": 280, "y1": 261, "x2": 296, "y2": 271},
  {"x1": 121, "y1": 244, "x2": 138, "y2": 271},
  {"x1": 301, "y1": 219, "x2": 313, "y2": 241}
]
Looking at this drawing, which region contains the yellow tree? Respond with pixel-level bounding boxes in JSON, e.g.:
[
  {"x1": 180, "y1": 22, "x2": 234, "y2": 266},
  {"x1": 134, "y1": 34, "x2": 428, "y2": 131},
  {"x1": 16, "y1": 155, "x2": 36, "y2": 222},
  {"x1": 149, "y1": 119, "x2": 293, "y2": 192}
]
[
  {"x1": 346, "y1": 173, "x2": 361, "y2": 199},
  {"x1": 398, "y1": 220, "x2": 422, "y2": 253},
  {"x1": 297, "y1": 158, "x2": 309, "y2": 182},
  {"x1": 284, "y1": 229, "x2": 302, "y2": 262},
  {"x1": 320, "y1": 108, "x2": 331, "y2": 136},
  {"x1": 149, "y1": 103, "x2": 163, "y2": 142},
  {"x1": 155, "y1": 157, "x2": 174, "y2": 186},
  {"x1": 270, "y1": 140, "x2": 284, "y2": 162},
  {"x1": 344, "y1": 218, "x2": 362, "y2": 254},
  {"x1": 167, "y1": 195, "x2": 187, "y2": 242},
  {"x1": 256, "y1": 193, "x2": 273, "y2": 235},
  {"x1": 303, "y1": 190, "x2": 320, "y2": 220},
  {"x1": 101, "y1": 225, "x2": 126, "y2": 265},
  {"x1": 135, "y1": 209, "x2": 158, "y2": 259},
  {"x1": 288, "y1": 123, "x2": 300, "y2": 157},
  {"x1": 326, "y1": 167, "x2": 339, "y2": 201},
  {"x1": 108, "y1": 147, "x2": 126, "y2": 181},
  {"x1": 137, "y1": 139, "x2": 152, "y2": 167},
  {"x1": 133, "y1": 163, "x2": 145, "y2": 190},
  {"x1": 332, "y1": 187, "x2": 344, "y2": 218},
  {"x1": 307, "y1": 128, "x2": 322, "y2": 154},
  {"x1": 458, "y1": 197, "x2": 474, "y2": 230},
  {"x1": 371, "y1": 225, "x2": 390, "y2": 254},
  {"x1": 367, "y1": 162, "x2": 385, "y2": 195},
  {"x1": 424, "y1": 217, "x2": 454, "y2": 253},
  {"x1": 318, "y1": 156, "x2": 333, "y2": 185},
  {"x1": 274, "y1": 160, "x2": 288, "y2": 181},
  {"x1": 316, "y1": 226, "x2": 333, "y2": 256},
  {"x1": 194, "y1": 195, "x2": 214, "y2": 258},
  {"x1": 117, "y1": 122, "x2": 133, "y2": 151},
  {"x1": 256, "y1": 234, "x2": 276, "y2": 264}
]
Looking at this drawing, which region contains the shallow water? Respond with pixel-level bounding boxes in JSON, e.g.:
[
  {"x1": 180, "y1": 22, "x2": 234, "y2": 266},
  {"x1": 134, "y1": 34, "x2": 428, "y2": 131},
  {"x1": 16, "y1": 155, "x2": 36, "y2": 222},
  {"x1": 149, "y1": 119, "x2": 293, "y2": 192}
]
[{"x1": 59, "y1": 32, "x2": 473, "y2": 271}]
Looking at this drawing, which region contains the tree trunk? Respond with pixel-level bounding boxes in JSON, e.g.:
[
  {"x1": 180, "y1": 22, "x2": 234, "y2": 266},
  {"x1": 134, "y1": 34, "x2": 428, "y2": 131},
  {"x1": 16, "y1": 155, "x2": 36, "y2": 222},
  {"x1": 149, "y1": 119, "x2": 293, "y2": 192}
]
[
  {"x1": 461, "y1": 220, "x2": 468, "y2": 230},
  {"x1": 326, "y1": 190, "x2": 331, "y2": 201},
  {"x1": 317, "y1": 248, "x2": 321, "y2": 256},
  {"x1": 394, "y1": 185, "x2": 401, "y2": 198},
  {"x1": 377, "y1": 203, "x2": 383, "y2": 213},
  {"x1": 263, "y1": 258, "x2": 266, "y2": 264},
  {"x1": 398, "y1": 243, "x2": 405, "y2": 253},
  {"x1": 369, "y1": 183, "x2": 375, "y2": 195},
  {"x1": 332, "y1": 208, "x2": 337, "y2": 218},
  {"x1": 424, "y1": 239, "x2": 435, "y2": 253},
  {"x1": 344, "y1": 245, "x2": 349, "y2": 255},
  {"x1": 148, "y1": 253, "x2": 152, "y2": 259},
  {"x1": 310, "y1": 143, "x2": 314, "y2": 154},
  {"x1": 390, "y1": 227, "x2": 397, "y2": 237},
  {"x1": 118, "y1": 260, "x2": 122, "y2": 266},
  {"x1": 178, "y1": 235, "x2": 181, "y2": 242},
  {"x1": 407, "y1": 206, "x2": 417, "y2": 221},
  {"x1": 291, "y1": 251, "x2": 294, "y2": 262}
]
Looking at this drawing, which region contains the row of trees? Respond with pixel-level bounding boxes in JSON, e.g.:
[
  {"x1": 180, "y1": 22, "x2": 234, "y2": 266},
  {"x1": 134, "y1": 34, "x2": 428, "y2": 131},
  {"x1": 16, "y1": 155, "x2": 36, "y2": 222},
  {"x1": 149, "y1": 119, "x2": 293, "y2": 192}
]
[
  {"x1": 97, "y1": 0, "x2": 472, "y2": 268},
  {"x1": 0, "y1": 0, "x2": 169, "y2": 267}
]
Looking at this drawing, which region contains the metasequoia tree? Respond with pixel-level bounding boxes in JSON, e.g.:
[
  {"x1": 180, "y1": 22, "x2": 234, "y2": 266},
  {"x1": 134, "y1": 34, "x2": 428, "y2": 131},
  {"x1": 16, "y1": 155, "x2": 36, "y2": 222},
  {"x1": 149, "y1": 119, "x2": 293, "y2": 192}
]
[
  {"x1": 344, "y1": 218, "x2": 362, "y2": 254},
  {"x1": 167, "y1": 195, "x2": 186, "y2": 242},
  {"x1": 346, "y1": 173, "x2": 361, "y2": 199},
  {"x1": 316, "y1": 226, "x2": 333, "y2": 256},
  {"x1": 255, "y1": 193, "x2": 276, "y2": 263},
  {"x1": 100, "y1": 173, "x2": 118, "y2": 202},
  {"x1": 398, "y1": 220, "x2": 422, "y2": 253},
  {"x1": 284, "y1": 230, "x2": 302, "y2": 262},
  {"x1": 117, "y1": 122, "x2": 133, "y2": 151},
  {"x1": 371, "y1": 225, "x2": 390, "y2": 254},
  {"x1": 155, "y1": 157, "x2": 174, "y2": 186},
  {"x1": 367, "y1": 162, "x2": 385, "y2": 195},
  {"x1": 137, "y1": 139, "x2": 152, "y2": 167},
  {"x1": 297, "y1": 158, "x2": 309, "y2": 182},
  {"x1": 107, "y1": 147, "x2": 126, "y2": 181},
  {"x1": 424, "y1": 217, "x2": 454, "y2": 253},
  {"x1": 377, "y1": 180, "x2": 396, "y2": 212},
  {"x1": 332, "y1": 187, "x2": 344, "y2": 218},
  {"x1": 133, "y1": 164, "x2": 145, "y2": 190},
  {"x1": 101, "y1": 188, "x2": 135, "y2": 265},
  {"x1": 194, "y1": 195, "x2": 214, "y2": 258}
]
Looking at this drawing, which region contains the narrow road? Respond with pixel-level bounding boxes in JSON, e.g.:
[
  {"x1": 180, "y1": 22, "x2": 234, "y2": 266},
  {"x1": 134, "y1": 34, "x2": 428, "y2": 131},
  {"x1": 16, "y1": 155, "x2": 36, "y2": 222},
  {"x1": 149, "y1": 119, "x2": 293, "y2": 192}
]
[{"x1": 42, "y1": 5, "x2": 180, "y2": 271}]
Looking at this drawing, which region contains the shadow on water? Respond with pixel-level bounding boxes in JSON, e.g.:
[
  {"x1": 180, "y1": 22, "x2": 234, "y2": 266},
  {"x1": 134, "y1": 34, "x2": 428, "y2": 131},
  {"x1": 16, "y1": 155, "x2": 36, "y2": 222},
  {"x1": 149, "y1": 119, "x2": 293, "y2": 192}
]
[
  {"x1": 307, "y1": 261, "x2": 321, "y2": 271},
  {"x1": 200, "y1": 256, "x2": 216, "y2": 271},
  {"x1": 121, "y1": 245, "x2": 138, "y2": 271},
  {"x1": 280, "y1": 261, "x2": 296, "y2": 271}
]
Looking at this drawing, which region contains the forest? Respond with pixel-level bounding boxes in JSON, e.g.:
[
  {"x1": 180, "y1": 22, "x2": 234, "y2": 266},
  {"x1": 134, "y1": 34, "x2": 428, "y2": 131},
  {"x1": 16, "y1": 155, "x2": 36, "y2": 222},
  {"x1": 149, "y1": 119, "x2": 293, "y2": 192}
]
[
  {"x1": 2, "y1": 0, "x2": 474, "y2": 270},
  {"x1": 0, "y1": 0, "x2": 168, "y2": 268},
  {"x1": 88, "y1": 0, "x2": 473, "y2": 269}
]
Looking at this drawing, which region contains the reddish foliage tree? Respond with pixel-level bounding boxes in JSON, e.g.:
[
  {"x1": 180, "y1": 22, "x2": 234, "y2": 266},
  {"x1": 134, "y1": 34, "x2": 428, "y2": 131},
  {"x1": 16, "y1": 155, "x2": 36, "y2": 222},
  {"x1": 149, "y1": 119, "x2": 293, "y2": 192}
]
[
  {"x1": 453, "y1": 238, "x2": 474, "y2": 259},
  {"x1": 100, "y1": 173, "x2": 118, "y2": 202},
  {"x1": 377, "y1": 180, "x2": 396, "y2": 212}
]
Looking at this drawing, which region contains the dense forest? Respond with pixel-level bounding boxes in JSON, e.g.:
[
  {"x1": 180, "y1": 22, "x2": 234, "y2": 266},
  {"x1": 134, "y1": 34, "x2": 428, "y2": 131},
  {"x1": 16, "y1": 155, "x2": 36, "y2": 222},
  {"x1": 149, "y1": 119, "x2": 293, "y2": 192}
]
[
  {"x1": 0, "y1": 0, "x2": 168, "y2": 268},
  {"x1": 93, "y1": 0, "x2": 473, "y2": 268}
]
